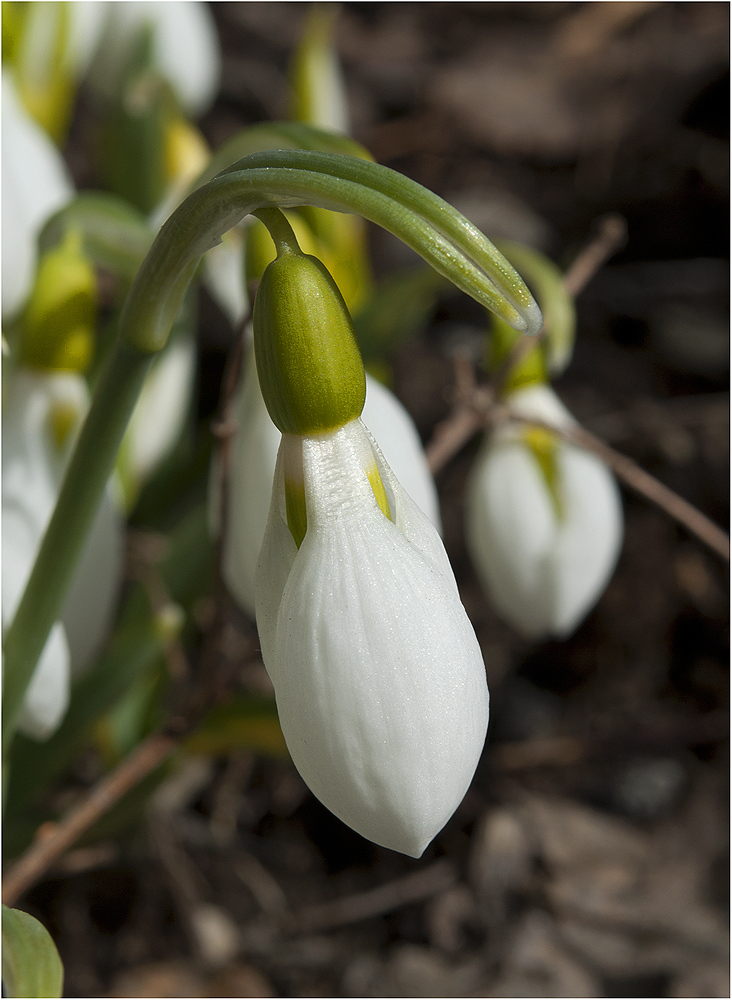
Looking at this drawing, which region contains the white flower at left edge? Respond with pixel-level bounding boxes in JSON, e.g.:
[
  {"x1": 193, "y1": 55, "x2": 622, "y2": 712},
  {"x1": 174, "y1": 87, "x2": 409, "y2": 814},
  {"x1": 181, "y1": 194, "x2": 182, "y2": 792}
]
[
  {"x1": 465, "y1": 383, "x2": 623, "y2": 640},
  {"x1": 255, "y1": 418, "x2": 489, "y2": 858},
  {"x1": 2, "y1": 370, "x2": 124, "y2": 739},
  {"x1": 216, "y1": 344, "x2": 442, "y2": 620},
  {"x1": 1, "y1": 71, "x2": 73, "y2": 320}
]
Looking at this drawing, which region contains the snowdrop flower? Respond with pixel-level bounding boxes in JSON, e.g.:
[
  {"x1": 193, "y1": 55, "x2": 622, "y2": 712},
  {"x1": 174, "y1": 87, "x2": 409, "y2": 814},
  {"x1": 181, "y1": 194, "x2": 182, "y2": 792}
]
[
  {"x1": 218, "y1": 344, "x2": 441, "y2": 619},
  {"x1": 2, "y1": 370, "x2": 123, "y2": 737},
  {"x1": 252, "y1": 214, "x2": 489, "y2": 856},
  {"x1": 87, "y1": 1, "x2": 220, "y2": 119},
  {"x1": 465, "y1": 383, "x2": 623, "y2": 640},
  {"x1": 2, "y1": 71, "x2": 73, "y2": 320}
]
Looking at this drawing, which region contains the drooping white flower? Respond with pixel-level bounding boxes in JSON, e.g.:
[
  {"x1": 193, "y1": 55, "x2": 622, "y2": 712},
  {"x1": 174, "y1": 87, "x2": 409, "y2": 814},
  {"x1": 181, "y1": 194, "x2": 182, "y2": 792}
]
[
  {"x1": 217, "y1": 343, "x2": 441, "y2": 619},
  {"x1": 1, "y1": 71, "x2": 73, "y2": 320},
  {"x1": 2, "y1": 370, "x2": 124, "y2": 738},
  {"x1": 465, "y1": 383, "x2": 623, "y2": 640},
  {"x1": 256, "y1": 418, "x2": 489, "y2": 857}
]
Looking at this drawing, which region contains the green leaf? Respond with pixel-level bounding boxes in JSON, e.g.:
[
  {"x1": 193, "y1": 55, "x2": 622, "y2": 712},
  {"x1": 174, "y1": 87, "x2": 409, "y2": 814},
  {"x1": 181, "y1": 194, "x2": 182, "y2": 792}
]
[{"x1": 2, "y1": 906, "x2": 63, "y2": 999}]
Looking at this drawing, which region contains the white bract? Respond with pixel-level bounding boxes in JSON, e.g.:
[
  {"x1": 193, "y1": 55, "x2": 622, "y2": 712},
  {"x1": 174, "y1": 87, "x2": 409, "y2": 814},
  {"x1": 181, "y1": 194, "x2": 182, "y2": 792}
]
[
  {"x1": 2, "y1": 370, "x2": 124, "y2": 738},
  {"x1": 465, "y1": 383, "x2": 623, "y2": 640},
  {"x1": 218, "y1": 346, "x2": 441, "y2": 619},
  {"x1": 255, "y1": 418, "x2": 489, "y2": 857}
]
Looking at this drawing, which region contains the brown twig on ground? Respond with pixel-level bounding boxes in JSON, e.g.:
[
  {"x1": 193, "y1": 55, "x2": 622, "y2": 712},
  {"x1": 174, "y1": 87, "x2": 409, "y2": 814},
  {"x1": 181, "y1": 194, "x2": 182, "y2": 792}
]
[
  {"x1": 2, "y1": 731, "x2": 178, "y2": 906},
  {"x1": 288, "y1": 859, "x2": 458, "y2": 933}
]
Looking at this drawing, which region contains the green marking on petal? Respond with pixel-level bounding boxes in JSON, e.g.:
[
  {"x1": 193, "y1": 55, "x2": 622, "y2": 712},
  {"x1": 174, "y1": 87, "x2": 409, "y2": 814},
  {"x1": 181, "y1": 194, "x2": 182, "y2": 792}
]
[
  {"x1": 523, "y1": 426, "x2": 563, "y2": 520},
  {"x1": 368, "y1": 464, "x2": 392, "y2": 522},
  {"x1": 285, "y1": 478, "x2": 308, "y2": 549}
]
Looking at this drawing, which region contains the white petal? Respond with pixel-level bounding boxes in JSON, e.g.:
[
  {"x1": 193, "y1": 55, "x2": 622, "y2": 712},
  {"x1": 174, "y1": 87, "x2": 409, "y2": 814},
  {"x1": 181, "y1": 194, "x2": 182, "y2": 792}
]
[
  {"x1": 256, "y1": 421, "x2": 489, "y2": 857},
  {"x1": 61, "y1": 486, "x2": 124, "y2": 675},
  {"x1": 15, "y1": 622, "x2": 71, "y2": 741},
  {"x1": 89, "y1": 1, "x2": 220, "y2": 117},
  {"x1": 361, "y1": 375, "x2": 442, "y2": 532},
  {"x1": 465, "y1": 385, "x2": 624, "y2": 640},
  {"x1": 222, "y1": 346, "x2": 286, "y2": 619},
  {"x1": 2, "y1": 370, "x2": 124, "y2": 734},
  {"x1": 549, "y1": 446, "x2": 624, "y2": 637},
  {"x1": 1, "y1": 72, "x2": 73, "y2": 319},
  {"x1": 466, "y1": 438, "x2": 557, "y2": 639},
  {"x1": 2, "y1": 503, "x2": 71, "y2": 741},
  {"x1": 203, "y1": 230, "x2": 249, "y2": 330},
  {"x1": 126, "y1": 332, "x2": 196, "y2": 486},
  {"x1": 220, "y1": 362, "x2": 441, "y2": 618}
]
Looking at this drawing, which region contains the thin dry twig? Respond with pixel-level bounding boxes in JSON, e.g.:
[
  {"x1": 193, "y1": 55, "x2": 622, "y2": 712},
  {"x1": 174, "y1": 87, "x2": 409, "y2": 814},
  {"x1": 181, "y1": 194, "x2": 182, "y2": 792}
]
[
  {"x1": 288, "y1": 858, "x2": 458, "y2": 933},
  {"x1": 2, "y1": 731, "x2": 178, "y2": 906}
]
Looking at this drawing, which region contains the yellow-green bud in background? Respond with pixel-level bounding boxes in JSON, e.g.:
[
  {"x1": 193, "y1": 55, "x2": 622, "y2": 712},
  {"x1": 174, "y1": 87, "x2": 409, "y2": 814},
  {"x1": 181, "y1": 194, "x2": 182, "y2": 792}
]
[
  {"x1": 253, "y1": 209, "x2": 365, "y2": 436},
  {"x1": 20, "y1": 229, "x2": 97, "y2": 373}
]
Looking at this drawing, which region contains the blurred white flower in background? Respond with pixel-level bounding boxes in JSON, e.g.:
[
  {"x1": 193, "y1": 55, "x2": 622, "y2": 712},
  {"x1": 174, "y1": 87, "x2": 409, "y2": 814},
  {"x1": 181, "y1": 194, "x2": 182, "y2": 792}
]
[
  {"x1": 466, "y1": 383, "x2": 623, "y2": 640},
  {"x1": 2, "y1": 371, "x2": 124, "y2": 739}
]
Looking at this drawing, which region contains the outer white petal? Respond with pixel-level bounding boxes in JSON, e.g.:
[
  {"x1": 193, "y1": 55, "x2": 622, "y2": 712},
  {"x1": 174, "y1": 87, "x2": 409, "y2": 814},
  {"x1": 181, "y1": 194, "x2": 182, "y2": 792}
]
[
  {"x1": 220, "y1": 360, "x2": 441, "y2": 619},
  {"x1": 61, "y1": 486, "x2": 124, "y2": 675},
  {"x1": 89, "y1": 1, "x2": 220, "y2": 117},
  {"x1": 256, "y1": 421, "x2": 489, "y2": 857},
  {"x1": 126, "y1": 332, "x2": 196, "y2": 486},
  {"x1": 361, "y1": 376, "x2": 442, "y2": 532},
  {"x1": 3, "y1": 503, "x2": 71, "y2": 740},
  {"x1": 549, "y1": 447, "x2": 624, "y2": 637},
  {"x1": 220, "y1": 346, "x2": 283, "y2": 619},
  {"x1": 465, "y1": 384, "x2": 623, "y2": 639},
  {"x1": 15, "y1": 622, "x2": 71, "y2": 740},
  {"x1": 1, "y1": 72, "x2": 74, "y2": 319},
  {"x1": 202, "y1": 230, "x2": 249, "y2": 330}
]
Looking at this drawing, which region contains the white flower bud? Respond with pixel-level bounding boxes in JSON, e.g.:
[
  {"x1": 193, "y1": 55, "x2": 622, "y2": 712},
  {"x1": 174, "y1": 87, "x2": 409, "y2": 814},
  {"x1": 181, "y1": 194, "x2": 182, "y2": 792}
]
[
  {"x1": 255, "y1": 418, "x2": 489, "y2": 857},
  {"x1": 465, "y1": 384, "x2": 623, "y2": 640}
]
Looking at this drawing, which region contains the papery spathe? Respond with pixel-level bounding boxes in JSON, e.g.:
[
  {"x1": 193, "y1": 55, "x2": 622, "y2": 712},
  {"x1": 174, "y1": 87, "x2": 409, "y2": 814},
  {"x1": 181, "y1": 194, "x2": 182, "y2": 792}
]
[
  {"x1": 255, "y1": 418, "x2": 488, "y2": 857},
  {"x1": 465, "y1": 384, "x2": 623, "y2": 640}
]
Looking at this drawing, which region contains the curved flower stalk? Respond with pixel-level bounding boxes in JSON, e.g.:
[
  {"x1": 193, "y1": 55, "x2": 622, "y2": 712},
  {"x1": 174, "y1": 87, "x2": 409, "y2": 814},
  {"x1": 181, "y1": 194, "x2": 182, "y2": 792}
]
[
  {"x1": 218, "y1": 344, "x2": 441, "y2": 619},
  {"x1": 1, "y1": 72, "x2": 73, "y2": 320},
  {"x1": 2, "y1": 371, "x2": 123, "y2": 738},
  {"x1": 466, "y1": 383, "x2": 623, "y2": 640}
]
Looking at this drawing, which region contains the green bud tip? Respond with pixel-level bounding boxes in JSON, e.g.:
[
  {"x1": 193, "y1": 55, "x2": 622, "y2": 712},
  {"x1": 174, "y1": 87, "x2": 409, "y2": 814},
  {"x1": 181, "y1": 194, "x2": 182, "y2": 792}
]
[{"x1": 253, "y1": 208, "x2": 366, "y2": 436}]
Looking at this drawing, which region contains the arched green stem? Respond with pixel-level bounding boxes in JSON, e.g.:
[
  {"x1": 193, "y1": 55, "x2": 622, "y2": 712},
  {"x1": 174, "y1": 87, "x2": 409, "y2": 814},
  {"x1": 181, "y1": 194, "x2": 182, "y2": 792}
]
[{"x1": 2, "y1": 148, "x2": 541, "y2": 754}]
